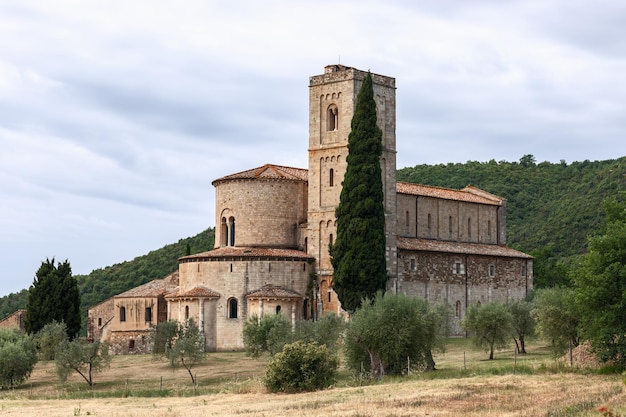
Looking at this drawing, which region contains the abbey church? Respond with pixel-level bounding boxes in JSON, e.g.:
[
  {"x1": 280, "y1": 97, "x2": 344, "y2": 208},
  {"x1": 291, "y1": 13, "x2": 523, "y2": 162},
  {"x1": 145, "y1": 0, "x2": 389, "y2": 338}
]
[{"x1": 88, "y1": 65, "x2": 533, "y2": 353}]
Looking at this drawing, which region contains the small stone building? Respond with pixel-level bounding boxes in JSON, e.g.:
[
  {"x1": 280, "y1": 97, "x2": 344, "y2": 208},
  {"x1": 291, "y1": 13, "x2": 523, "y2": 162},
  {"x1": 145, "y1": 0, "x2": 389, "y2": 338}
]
[
  {"x1": 88, "y1": 64, "x2": 532, "y2": 352},
  {"x1": 0, "y1": 309, "x2": 26, "y2": 332},
  {"x1": 87, "y1": 272, "x2": 178, "y2": 354}
]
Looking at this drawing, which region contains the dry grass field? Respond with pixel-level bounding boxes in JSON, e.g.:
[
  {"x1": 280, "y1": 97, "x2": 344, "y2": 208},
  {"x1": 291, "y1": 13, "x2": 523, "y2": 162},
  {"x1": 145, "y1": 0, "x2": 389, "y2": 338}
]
[{"x1": 1, "y1": 340, "x2": 625, "y2": 417}]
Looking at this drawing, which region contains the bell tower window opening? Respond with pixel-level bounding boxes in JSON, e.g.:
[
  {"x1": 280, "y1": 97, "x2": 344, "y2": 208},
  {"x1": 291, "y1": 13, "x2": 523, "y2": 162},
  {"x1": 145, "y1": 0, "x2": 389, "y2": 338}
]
[
  {"x1": 327, "y1": 105, "x2": 338, "y2": 131},
  {"x1": 228, "y1": 216, "x2": 236, "y2": 246},
  {"x1": 221, "y1": 217, "x2": 228, "y2": 247},
  {"x1": 329, "y1": 168, "x2": 334, "y2": 187}
]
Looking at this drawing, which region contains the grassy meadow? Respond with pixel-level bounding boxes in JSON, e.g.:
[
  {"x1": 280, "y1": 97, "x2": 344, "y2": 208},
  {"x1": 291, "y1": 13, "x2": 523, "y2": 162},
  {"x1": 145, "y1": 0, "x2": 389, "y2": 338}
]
[{"x1": 1, "y1": 338, "x2": 625, "y2": 417}]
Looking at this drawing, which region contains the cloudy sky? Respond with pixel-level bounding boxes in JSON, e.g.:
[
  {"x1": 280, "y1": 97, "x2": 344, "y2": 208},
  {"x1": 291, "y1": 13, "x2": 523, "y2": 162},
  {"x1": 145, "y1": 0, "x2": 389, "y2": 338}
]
[{"x1": 1, "y1": 1, "x2": 625, "y2": 297}]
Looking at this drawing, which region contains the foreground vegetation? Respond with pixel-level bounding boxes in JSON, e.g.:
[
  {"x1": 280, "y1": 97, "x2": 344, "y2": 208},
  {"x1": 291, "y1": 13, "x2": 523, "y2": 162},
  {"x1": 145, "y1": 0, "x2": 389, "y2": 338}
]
[{"x1": 1, "y1": 339, "x2": 625, "y2": 416}]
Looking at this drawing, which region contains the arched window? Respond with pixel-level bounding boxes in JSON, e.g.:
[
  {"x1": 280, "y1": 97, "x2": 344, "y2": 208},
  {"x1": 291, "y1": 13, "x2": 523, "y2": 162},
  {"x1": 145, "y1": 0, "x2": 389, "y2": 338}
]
[
  {"x1": 228, "y1": 298, "x2": 238, "y2": 319},
  {"x1": 276, "y1": 305, "x2": 281, "y2": 314},
  {"x1": 329, "y1": 233, "x2": 334, "y2": 247},
  {"x1": 221, "y1": 217, "x2": 228, "y2": 246},
  {"x1": 185, "y1": 305, "x2": 190, "y2": 320},
  {"x1": 327, "y1": 105, "x2": 338, "y2": 131},
  {"x1": 228, "y1": 216, "x2": 236, "y2": 246},
  {"x1": 329, "y1": 168, "x2": 334, "y2": 187},
  {"x1": 119, "y1": 306, "x2": 126, "y2": 322}
]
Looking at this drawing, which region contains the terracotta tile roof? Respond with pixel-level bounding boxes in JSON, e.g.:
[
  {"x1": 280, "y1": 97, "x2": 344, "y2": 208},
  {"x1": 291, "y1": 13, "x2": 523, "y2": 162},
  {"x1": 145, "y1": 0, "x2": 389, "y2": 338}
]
[
  {"x1": 212, "y1": 164, "x2": 308, "y2": 185},
  {"x1": 114, "y1": 272, "x2": 179, "y2": 298},
  {"x1": 396, "y1": 182, "x2": 504, "y2": 206},
  {"x1": 166, "y1": 286, "x2": 220, "y2": 300},
  {"x1": 397, "y1": 237, "x2": 532, "y2": 259},
  {"x1": 179, "y1": 247, "x2": 313, "y2": 262},
  {"x1": 246, "y1": 284, "x2": 302, "y2": 299}
]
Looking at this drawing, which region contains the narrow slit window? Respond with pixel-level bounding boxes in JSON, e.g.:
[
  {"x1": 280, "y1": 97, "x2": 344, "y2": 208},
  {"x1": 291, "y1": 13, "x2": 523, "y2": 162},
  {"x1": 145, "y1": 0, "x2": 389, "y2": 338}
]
[{"x1": 228, "y1": 298, "x2": 238, "y2": 319}]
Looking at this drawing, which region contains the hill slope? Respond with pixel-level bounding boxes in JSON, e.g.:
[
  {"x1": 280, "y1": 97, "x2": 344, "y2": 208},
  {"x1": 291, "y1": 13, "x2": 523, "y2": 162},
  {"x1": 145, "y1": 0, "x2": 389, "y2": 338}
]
[
  {"x1": 398, "y1": 155, "x2": 625, "y2": 258},
  {"x1": 0, "y1": 228, "x2": 215, "y2": 320},
  {"x1": 1, "y1": 155, "x2": 624, "y2": 320}
]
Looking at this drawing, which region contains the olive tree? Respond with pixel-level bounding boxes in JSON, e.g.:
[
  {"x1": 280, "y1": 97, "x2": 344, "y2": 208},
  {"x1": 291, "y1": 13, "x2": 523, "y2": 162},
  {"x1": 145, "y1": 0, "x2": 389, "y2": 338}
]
[
  {"x1": 344, "y1": 292, "x2": 445, "y2": 378},
  {"x1": 55, "y1": 338, "x2": 111, "y2": 387},
  {"x1": 463, "y1": 302, "x2": 513, "y2": 360},
  {"x1": 0, "y1": 328, "x2": 38, "y2": 389}
]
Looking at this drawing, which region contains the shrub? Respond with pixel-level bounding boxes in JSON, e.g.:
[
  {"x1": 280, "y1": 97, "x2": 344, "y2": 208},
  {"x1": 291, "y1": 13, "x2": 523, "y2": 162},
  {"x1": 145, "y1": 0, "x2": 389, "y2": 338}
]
[
  {"x1": 242, "y1": 314, "x2": 291, "y2": 357},
  {"x1": 0, "y1": 328, "x2": 38, "y2": 389},
  {"x1": 35, "y1": 320, "x2": 68, "y2": 360},
  {"x1": 264, "y1": 340, "x2": 338, "y2": 393},
  {"x1": 344, "y1": 292, "x2": 445, "y2": 378}
]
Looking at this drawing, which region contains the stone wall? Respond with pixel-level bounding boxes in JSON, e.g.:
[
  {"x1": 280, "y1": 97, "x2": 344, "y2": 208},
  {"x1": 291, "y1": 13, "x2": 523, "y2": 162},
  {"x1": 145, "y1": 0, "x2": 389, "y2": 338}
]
[
  {"x1": 397, "y1": 250, "x2": 533, "y2": 335},
  {"x1": 87, "y1": 299, "x2": 114, "y2": 342},
  {"x1": 178, "y1": 257, "x2": 311, "y2": 350},
  {"x1": 0, "y1": 309, "x2": 26, "y2": 332},
  {"x1": 109, "y1": 330, "x2": 152, "y2": 355},
  {"x1": 214, "y1": 179, "x2": 307, "y2": 248}
]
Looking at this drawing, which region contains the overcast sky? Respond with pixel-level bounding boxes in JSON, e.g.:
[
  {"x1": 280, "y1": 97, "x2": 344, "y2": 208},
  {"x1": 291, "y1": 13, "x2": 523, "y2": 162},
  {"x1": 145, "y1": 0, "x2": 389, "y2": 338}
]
[{"x1": 1, "y1": 1, "x2": 625, "y2": 297}]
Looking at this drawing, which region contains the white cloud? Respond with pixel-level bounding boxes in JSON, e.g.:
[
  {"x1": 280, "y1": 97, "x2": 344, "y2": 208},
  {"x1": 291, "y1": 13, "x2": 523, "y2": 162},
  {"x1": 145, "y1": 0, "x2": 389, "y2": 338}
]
[{"x1": 0, "y1": 0, "x2": 625, "y2": 296}]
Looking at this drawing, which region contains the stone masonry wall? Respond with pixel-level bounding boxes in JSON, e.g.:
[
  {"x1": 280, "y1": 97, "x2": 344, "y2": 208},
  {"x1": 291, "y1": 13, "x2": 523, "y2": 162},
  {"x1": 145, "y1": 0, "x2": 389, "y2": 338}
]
[
  {"x1": 178, "y1": 257, "x2": 311, "y2": 350},
  {"x1": 214, "y1": 179, "x2": 307, "y2": 248},
  {"x1": 396, "y1": 194, "x2": 500, "y2": 244},
  {"x1": 87, "y1": 299, "x2": 114, "y2": 342},
  {"x1": 397, "y1": 250, "x2": 532, "y2": 335}
]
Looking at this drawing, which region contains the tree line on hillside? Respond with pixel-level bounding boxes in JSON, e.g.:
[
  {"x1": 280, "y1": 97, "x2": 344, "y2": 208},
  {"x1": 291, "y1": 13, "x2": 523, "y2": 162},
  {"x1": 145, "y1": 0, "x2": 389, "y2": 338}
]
[
  {"x1": 398, "y1": 156, "x2": 625, "y2": 287},
  {"x1": 0, "y1": 228, "x2": 215, "y2": 323}
]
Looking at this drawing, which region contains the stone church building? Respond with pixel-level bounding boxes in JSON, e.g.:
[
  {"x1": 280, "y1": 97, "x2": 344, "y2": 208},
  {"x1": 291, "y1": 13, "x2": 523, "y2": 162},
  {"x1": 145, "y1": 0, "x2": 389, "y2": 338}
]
[{"x1": 88, "y1": 64, "x2": 533, "y2": 353}]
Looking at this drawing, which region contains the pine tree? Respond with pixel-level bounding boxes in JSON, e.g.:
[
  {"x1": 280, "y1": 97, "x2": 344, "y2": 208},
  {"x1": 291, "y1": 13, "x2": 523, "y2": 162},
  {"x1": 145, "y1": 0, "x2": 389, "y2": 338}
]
[
  {"x1": 25, "y1": 258, "x2": 81, "y2": 338},
  {"x1": 330, "y1": 72, "x2": 387, "y2": 313}
]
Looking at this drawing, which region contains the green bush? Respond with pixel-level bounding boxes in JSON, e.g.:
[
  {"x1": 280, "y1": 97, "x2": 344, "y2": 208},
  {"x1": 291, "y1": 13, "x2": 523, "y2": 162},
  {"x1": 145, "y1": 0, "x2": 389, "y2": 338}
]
[
  {"x1": 264, "y1": 341, "x2": 338, "y2": 393},
  {"x1": 0, "y1": 328, "x2": 38, "y2": 389},
  {"x1": 344, "y1": 292, "x2": 445, "y2": 378},
  {"x1": 242, "y1": 314, "x2": 291, "y2": 357},
  {"x1": 35, "y1": 320, "x2": 68, "y2": 360}
]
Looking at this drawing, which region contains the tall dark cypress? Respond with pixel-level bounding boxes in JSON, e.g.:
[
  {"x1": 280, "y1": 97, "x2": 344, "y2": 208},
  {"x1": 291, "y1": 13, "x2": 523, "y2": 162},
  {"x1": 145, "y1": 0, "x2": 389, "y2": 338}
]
[
  {"x1": 330, "y1": 72, "x2": 387, "y2": 313},
  {"x1": 25, "y1": 258, "x2": 81, "y2": 338}
]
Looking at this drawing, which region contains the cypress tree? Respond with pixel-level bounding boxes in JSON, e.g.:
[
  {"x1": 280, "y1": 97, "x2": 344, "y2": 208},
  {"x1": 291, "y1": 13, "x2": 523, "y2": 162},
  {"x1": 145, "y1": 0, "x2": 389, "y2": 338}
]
[
  {"x1": 25, "y1": 258, "x2": 81, "y2": 339},
  {"x1": 330, "y1": 72, "x2": 387, "y2": 313}
]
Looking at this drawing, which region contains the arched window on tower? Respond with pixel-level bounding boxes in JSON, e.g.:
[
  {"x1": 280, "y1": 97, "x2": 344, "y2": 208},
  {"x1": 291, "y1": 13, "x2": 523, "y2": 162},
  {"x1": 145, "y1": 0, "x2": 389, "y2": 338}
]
[
  {"x1": 327, "y1": 105, "x2": 338, "y2": 131},
  {"x1": 329, "y1": 168, "x2": 334, "y2": 187},
  {"x1": 185, "y1": 305, "x2": 189, "y2": 320},
  {"x1": 221, "y1": 217, "x2": 228, "y2": 247}
]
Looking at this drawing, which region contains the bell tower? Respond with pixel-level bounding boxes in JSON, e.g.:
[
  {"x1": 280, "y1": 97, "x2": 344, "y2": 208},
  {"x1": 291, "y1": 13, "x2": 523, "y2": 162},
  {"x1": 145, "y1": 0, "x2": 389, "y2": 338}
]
[{"x1": 306, "y1": 65, "x2": 397, "y2": 314}]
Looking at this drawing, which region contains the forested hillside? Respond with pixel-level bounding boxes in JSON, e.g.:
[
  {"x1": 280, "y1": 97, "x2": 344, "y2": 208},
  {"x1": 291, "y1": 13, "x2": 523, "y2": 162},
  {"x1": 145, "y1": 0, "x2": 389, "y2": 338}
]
[
  {"x1": 0, "y1": 228, "x2": 215, "y2": 320},
  {"x1": 398, "y1": 155, "x2": 625, "y2": 286},
  {"x1": 1, "y1": 155, "x2": 624, "y2": 321}
]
